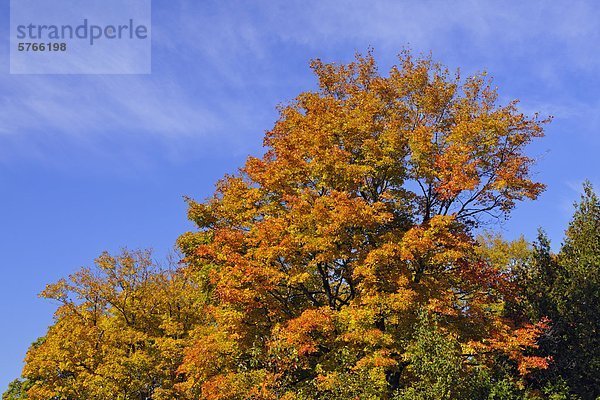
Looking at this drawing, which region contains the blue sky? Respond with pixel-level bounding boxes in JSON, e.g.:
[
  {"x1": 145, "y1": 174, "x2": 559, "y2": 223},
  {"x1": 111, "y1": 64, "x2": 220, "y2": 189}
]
[{"x1": 1, "y1": 0, "x2": 599, "y2": 390}]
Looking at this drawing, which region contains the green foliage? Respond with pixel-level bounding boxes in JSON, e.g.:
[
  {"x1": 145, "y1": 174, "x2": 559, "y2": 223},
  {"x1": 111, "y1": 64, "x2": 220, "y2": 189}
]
[
  {"x1": 394, "y1": 312, "x2": 467, "y2": 400},
  {"x1": 541, "y1": 378, "x2": 579, "y2": 400},
  {"x1": 391, "y1": 311, "x2": 533, "y2": 400},
  {"x1": 549, "y1": 182, "x2": 600, "y2": 398},
  {"x1": 511, "y1": 182, "x2": 600, "y2": 399},
  {"x1": 523, "y1": 229, "x2": 558, "y2": 321},
  {"x1": 2, "y1": 379, "x2": 30, "y2": 400}
]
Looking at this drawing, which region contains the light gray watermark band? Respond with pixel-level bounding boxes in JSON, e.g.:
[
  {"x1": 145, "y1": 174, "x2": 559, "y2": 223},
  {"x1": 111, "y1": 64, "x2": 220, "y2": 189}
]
[{"x1": 10, "y1": 0, "x2": 151, "y2": 74}]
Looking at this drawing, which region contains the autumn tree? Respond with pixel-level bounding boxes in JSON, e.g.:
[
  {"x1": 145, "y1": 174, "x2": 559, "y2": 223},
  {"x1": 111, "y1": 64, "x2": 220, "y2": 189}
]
[
  {"x1": 175, "y1": 50, "x2": 550, "y2": 399},
  {"x1": 19, "y1": 249, "x2": 207, "y2": 400},
  {"x1": 7, "y1": 50, "x2": 555, "y2": 399}
]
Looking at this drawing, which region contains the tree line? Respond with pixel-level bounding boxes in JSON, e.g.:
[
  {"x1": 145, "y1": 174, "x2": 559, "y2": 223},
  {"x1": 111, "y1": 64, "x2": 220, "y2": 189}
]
[{"x1": 4, "y1": 51, "x2": 599, "y2": 400}]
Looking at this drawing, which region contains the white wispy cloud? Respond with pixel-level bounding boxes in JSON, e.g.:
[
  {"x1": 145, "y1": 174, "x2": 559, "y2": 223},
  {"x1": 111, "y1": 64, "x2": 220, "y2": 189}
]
[{"x1": 1, "y1": 0, "x2": 599, "y2": 166}]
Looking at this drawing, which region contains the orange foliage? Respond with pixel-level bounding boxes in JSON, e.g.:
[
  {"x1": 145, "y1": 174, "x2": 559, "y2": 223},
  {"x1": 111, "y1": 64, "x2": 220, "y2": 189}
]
[
  {"x1": 20, "y1": 50, "x2": 550, "y2": 400},
  {"x1": 174, "y1": 50, "x2": 549, "y2": 398}
]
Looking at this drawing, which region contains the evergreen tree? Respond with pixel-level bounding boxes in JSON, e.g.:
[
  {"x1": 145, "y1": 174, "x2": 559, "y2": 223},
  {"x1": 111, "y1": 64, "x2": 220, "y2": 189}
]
[{"x1": 550, "y1": 182, "x2": 600, "y2": 398}]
